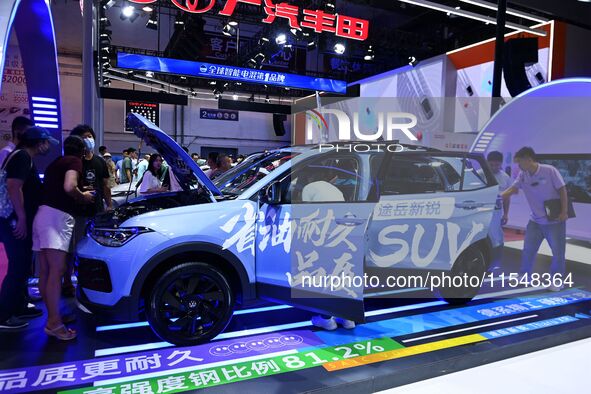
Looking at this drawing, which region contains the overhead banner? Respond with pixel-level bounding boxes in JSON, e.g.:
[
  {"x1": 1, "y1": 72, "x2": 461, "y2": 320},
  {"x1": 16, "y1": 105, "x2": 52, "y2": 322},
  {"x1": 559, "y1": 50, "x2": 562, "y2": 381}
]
[{"x1": 117, "y1": 52, "x2": 347, "y2": 94}]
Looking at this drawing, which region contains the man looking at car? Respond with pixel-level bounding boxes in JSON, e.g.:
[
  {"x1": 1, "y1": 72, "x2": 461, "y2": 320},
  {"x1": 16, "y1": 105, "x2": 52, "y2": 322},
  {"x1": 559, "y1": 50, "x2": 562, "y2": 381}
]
[{"x1": 501, "y1": 147, "x2": 569, "y2": 291}]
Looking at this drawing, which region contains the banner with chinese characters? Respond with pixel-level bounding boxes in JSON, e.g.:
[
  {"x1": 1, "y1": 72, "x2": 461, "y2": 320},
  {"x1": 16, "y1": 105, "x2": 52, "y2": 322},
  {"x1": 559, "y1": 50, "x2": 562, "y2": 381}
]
[
  {"x1": 125, "y1": 101, "x2": 159, "y2": 132},
  {"x1": 117, "y1": 52, "x2": 347, "y2": 94},
  {"x1": 0, "y1": 45, "x2": 29, "y2": 148},
  {"x1": 131, "y1": 0, "x2": 370, "y2": 41},
  {"x1": 200, "y1": 108, "x2": 239, "y2": 121}
]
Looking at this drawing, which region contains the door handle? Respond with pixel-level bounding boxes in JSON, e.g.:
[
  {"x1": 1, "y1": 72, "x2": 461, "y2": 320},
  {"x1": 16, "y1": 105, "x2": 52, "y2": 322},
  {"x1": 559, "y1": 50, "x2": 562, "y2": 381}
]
[
  {"x1": 336, "y1": 214, "x2": 365, "y2": 226},
  {"x1": 455, "y1": 200, "x2": 484, "y2": 210}
]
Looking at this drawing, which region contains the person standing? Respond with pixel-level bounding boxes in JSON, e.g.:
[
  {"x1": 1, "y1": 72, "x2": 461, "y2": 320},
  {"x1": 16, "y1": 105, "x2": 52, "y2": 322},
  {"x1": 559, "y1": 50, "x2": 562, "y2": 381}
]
[
  {"x1": 0, "y1": 116, "x2": 34, "y2": 165},
  {"x1": 204, "y1": 152, "x2": 219, "y2": 178},
  {"x1": 116, "y1": 149, "x2": 128, "y2": 183},
  {"x1": 121, "y1": 147, "x2": 136, "y2": 184},
  {"x1": 501, "y1": 147, "x2": 569, "y2": 291},
  {"x1": 487, "y1": 151, "x2": 512, "y2": 192},
  {"x1": 210, "y1": 154, "x2": 232, "y2": 180},
  {"x1": 0, "y1": 127, "x2": 57, "y2": 330},
  {"x1": 103, "y1": 152, "x2": 118, "y2": 189},
  {"x1": 33, "y1": 136, "x2": 94, "y2": 340},
  {"x1": 65, "y1": 125, "x2": 112, "y2": 297},
  {"x1": 135, "y1": 154, "x2": 150, "y2": 184}
]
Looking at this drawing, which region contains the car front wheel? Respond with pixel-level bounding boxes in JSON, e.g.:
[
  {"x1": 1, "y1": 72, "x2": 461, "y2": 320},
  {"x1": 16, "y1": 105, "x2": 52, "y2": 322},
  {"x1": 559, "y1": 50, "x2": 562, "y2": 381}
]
[
  {"x1": 438, "y1": 246, "x2": 487, "y2": 305},
  {"x1": 146, "y1": 262, "x2": 234, "y2": 346}
]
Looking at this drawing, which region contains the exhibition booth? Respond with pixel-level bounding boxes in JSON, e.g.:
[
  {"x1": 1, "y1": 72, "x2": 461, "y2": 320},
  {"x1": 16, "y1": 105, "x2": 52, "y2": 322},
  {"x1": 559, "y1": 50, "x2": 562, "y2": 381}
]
[{"x1": 0, "y1": 1, "x2": 590, "y2": 394}]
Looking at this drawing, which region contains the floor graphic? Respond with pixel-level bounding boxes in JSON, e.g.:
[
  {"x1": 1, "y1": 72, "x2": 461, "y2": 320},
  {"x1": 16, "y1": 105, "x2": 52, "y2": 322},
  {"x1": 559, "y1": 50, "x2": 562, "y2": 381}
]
[{"x1": 0, "y1": 289, "x2": 590, "y2": 393}]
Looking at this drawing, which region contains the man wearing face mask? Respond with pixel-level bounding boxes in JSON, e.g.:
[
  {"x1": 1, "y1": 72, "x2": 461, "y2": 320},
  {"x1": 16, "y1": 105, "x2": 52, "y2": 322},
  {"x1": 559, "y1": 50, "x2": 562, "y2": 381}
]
[
  {"x1": 65, "y1": 125, "x2": 112, "y2": 297},
  {"x1": 0, "y1": 127, "x2": 57, "y2": 330}
]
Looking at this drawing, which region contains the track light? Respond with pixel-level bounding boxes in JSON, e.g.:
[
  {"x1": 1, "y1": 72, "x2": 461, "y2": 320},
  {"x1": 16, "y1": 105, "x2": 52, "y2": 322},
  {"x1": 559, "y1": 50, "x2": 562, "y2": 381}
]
[
  {"x1": 122, "y1": 5, "x2": 135, "y2": 18},
  {"x1": 142, "y1": 6, "x2": 154, "y2": 12},
  {"x1": 408, "y1": 56, "x2": 417, "y2": 66},
  {"x1": 145, "y1": 71, "x2": 154, "y2": 78},
  {"x1": 364, "y1": 45, "x2": 375, "y2": 61},
  {"x1": 214, "y1": 89, "x2": 223, "y2": 99},
  {"x1": 101, "y1": 0, "x2": 116, "y2": 10},
  {"x1": 146, "y1": 12, "x2": 158, "y2": 30},
  {"x1": 275, "y1": 33, "x2": 287, "y2": 45},
  {"x1": 334, "y1": 43, "x2": 346, "y2": 55},
  {"x1": 222, "y1": 23, "x2": 237, "y2": 36},
  {"x1": 174, "y1": 12, "x2": 185, "y2": 27},
  {"x1": 259, "y1": 37, "x2": 270, "y2": 47}
]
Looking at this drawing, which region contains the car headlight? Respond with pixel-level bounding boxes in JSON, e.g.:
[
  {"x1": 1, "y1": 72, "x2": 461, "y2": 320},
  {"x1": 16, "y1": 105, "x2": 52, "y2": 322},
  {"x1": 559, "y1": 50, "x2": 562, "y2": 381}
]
[{"x1": 90, "y1": 227, "x2": 153, "y2": 247}]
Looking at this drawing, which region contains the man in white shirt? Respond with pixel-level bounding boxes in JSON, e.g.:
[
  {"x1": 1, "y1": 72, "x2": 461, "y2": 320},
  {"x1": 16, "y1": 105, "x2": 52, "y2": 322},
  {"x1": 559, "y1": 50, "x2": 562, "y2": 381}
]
[
  {"x1": 0, "y1": 117, "x2": 34, "y2": 166},
  {"x1": 487, "y1": 151, "x2": 512, "y2": 192}
]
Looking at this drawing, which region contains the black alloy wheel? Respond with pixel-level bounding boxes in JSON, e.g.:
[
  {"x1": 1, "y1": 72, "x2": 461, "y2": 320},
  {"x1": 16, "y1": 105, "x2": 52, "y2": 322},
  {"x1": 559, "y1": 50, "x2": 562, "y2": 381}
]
[
  {"x1": 439, "y1": 246, "x2": 488, "y2": 305},
  {"x1": 146, "y1": 262, "x2": 234, "y2": 346}
]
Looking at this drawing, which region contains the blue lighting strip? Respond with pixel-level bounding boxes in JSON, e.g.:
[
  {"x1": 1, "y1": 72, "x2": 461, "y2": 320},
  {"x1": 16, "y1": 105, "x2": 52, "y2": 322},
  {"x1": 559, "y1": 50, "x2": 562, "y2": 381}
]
[
  {"x1": 32, "y1": 96, "x2": 59, "y2": 128},
  {"x1": 116, "y1": 52, "x2": 348, "y2": 94},
  {"x1": 95, "y1": 304, "x2": 293, "y2": 332}
]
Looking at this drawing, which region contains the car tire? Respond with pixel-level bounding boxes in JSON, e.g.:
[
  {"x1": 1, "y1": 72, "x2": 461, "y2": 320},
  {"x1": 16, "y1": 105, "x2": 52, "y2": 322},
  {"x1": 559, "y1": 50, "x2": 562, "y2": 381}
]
[
  {"x1": 146, "y1": 262, "x2": 235, "y2": 346},
  {"x1": 438, "y1": 246, "x2": 487, "y2": 305}
]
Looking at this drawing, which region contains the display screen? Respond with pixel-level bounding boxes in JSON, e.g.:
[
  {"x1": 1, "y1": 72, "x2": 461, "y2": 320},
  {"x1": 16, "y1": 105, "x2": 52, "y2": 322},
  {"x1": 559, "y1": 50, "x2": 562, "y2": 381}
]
[
  {"x1": 537, "y1": 154, "x2": 591, "y2": 204},
  {"x1": 116, "y1": 52, "x2": 347, "y2": 94}
]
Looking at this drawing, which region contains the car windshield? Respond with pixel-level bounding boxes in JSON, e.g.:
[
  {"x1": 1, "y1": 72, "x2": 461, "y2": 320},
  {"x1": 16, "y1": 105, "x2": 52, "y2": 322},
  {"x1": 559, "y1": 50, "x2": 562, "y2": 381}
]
[{"x1": 213, "y1": 151, "x2": 297, "y2": 196}]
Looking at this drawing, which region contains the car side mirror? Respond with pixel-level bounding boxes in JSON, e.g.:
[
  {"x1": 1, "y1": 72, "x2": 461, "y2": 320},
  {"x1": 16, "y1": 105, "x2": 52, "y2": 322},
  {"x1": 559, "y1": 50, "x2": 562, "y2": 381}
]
[{"x1": 259, "y1": 182, "x2": 282, "y2": 205}]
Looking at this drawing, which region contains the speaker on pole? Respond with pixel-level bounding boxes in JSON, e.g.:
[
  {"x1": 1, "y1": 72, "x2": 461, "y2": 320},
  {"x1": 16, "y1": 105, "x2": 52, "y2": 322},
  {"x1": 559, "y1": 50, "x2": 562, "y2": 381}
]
[
  {"x1": 273, "y1": 113, "x2": 287, "y2": 137},
  {"x1": 503, "y1": 37, "x2": 538, "y2": 97}
]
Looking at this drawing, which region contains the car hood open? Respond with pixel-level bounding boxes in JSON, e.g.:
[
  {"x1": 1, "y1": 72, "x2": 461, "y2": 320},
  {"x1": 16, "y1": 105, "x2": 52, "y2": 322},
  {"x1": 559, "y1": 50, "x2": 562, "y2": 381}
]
[{"x1": 126, "y1": 113, "x2": 222, "y2": 197}]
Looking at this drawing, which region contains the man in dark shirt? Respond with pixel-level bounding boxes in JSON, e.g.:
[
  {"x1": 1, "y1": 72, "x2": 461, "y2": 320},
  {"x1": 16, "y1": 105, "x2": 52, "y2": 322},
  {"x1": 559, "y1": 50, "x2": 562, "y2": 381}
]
[
  {"x1": 0, "y1": 127, "x2": 58, "y2": 330},
  {"x1": 65, "y1": 125, "x2": 112, "y2": 296}
]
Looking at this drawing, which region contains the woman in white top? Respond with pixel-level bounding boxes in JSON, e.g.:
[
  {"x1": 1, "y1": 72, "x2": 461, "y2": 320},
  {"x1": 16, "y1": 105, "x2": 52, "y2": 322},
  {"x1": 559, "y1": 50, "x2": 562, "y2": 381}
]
[{"x1": 138, "y1": 154, "x2": 168, "y2": 195}]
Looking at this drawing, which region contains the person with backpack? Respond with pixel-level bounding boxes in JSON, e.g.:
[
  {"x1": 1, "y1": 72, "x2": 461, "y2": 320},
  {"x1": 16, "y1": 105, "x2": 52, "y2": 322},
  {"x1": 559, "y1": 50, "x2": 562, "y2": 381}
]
[{"x1": 0, "y1": 127, "x2": 58, "y2": 331}]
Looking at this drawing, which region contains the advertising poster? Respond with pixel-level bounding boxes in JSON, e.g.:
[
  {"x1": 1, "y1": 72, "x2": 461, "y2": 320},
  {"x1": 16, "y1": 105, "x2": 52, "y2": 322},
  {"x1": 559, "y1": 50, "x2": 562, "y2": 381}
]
[{"x1": 0, "y1": 45, "x2": 29, "y2": 148}]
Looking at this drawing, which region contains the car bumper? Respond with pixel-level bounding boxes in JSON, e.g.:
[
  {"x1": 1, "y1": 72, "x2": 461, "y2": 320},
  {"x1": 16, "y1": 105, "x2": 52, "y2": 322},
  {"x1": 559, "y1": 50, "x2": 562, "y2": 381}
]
[{"x1": 77, "y1": 286, "x2": 139, "y2": 321}]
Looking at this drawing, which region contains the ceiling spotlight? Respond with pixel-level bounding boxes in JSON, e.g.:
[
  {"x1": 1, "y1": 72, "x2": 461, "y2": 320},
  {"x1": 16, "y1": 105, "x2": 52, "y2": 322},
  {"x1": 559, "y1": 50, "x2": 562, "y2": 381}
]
[
  {"x1": 180, "y1": 76, "x2": 187, "y2": 80},
  {"x1": 145, "y1": 71, "x2": 154, "y2": 78},
  {"x1": 208, "y1": 81, "x2": 217, "y2": 85},
  {"x1": 259, "y1": 37, "x2": 270, "y2": 47},
  {"x1": 142, "y1": 6, "x2": 153, "y2": 12},
  {"x1": 213, "y1": 89, "x2": 222, "y2": 99},
  {"x1": 122, "y1": 5, "x2": 135, "y2": 18},
  {"x1": 174, "y1": 12, "x2": 185, "y2": 27},
  {"x1": 283, "y1": 44, "x2": 293, "y2": 55},
  {"x1": 408, "y1": 56, "x2": 417, "y2": 66},
  {"x1": 101, "y1": 0, "x2": 116, "y2": 10},
  {"x1": 275, "y1": 33, "x2": 287, "y2": 45},
  {"x1": 146, "y1": 12, "x2": 158, "y2": 30},
  {"x1": 334, "y1": 43, "x2": 346, "y2": 55},
  {"x1": 364, "y1": 45, "x2": 375, "y2": 61},
  {"x1": 265, "y1": 94, "x2": 270, "y2": 103},
  {"x1": 228, "y1": 19, "x2": 238, "y2": 26},
  {"x1": 222, "y1": 23, "x2": 237, "y2": 36},
  {"x1": 248, "y1": 93, "x2": 255, "y2": 102},
  {"x1": 307, "y1": 40, "x2": 317, "y2": 50},
  {"x1": 325, "y1": 2, "x2": 336, "y2": 13}
]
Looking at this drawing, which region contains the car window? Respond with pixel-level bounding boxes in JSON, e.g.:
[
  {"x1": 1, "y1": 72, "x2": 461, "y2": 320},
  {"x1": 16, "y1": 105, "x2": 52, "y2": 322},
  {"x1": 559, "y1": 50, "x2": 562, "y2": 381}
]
[
  {"x1": 431, "y1": 156, "x2": 489, "y2": 191},
  {"x1": 381, "y1": 156, "x2": 445, "y2": 195},
  {"x1": 214, "y1": 151, "x2": 296, "y2": 196},
  {"x1": 281, "y1": 155, "x2": 364, "y2": 203}
]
